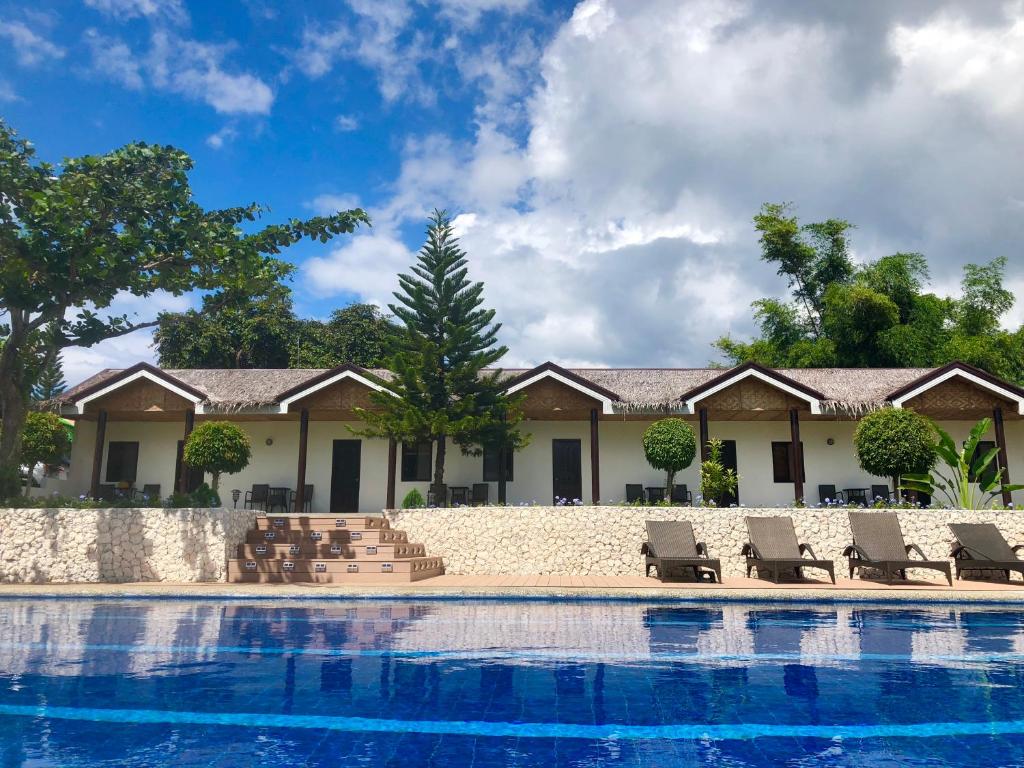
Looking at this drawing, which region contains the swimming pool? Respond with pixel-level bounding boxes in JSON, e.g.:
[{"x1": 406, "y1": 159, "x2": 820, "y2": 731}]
[{"x1": 2, "y1": 599, "x2": 1024, "y2": 767}]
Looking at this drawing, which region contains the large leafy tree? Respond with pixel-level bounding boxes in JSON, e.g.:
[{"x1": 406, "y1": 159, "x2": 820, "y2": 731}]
[
  {"x1": 354, "y1": 210, "x2": 525, "y2": 500},
  {"x1": 0, "y1": 119, "x2": 368, "y2": 498},
  {"x1": 291, "y1": 304, "x2": 395, "y2": 368},
  {"x1": 715, "y1": 204, "x2": 1024, "y2": 383}
]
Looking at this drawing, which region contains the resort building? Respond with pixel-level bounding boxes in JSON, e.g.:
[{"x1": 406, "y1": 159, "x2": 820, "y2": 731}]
[{"x1": 51, "y1": 360, "x2": 1024, "y2": 511}]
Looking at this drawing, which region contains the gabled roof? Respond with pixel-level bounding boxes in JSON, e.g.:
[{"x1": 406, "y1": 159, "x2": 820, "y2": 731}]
[
  {"x1": 887, "y1": 361, "x2": 1024, "y2": 414},
  {"x1": 275, "y1": 364, "x2": 391, "y2": 413},
  {"x1": 503, "y1": 362, "x2": 621, "y2": 414},
  {"x1": 69, "y1": 362, "x2": 207, "y2": 415},
  {"x1": 679, "y1": 361, "x2": 826, "y2": 414}
]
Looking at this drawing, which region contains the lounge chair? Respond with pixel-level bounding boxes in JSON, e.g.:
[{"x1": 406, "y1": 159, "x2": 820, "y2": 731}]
[
  {"x1": 669, "y1": 484, "x2": 693, "y2": 505},
  {"x1": 625, "y1": 484, "x2": 645, "y2": 504},
  {"x1": 641, "y1": 520, "x2": 721, "y2": 583},
  {"x1": 742, "y1": 516, "x2": 835, "y2": 583},
  {"x1": 244, "y1": 484, "x2": 269, "y2": 511},
  {"x1": 949, "y1": 523, "x2": 1024, "y2": 582},
  {"x1": 844, "y1": 511, "x2": 952, "y2": 585}
]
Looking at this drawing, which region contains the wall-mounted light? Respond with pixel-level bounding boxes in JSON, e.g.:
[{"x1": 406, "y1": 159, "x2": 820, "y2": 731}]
[
  {"x1": 265, "y1": 437, "x2": 274, "y2": 446},
  {"x1": 826, "y1": 438, "x2": 835, "y2": 446}
]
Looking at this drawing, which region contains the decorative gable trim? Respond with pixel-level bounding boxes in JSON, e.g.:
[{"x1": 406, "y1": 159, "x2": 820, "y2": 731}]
[
  {"x1": 504, "y1": 362, "x2": 621, "y2": 415},
  {"x1": 888, "y1": 362, "x2": 1024, "y2": 415},
  {"x1": 72, "y1": 363, "x2": 206, "y2": 415},
  {"x1": 680, "y1": 362, "x2": 825, "y2": 415}
]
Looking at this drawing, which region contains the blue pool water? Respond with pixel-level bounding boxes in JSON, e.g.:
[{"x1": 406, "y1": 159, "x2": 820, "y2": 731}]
[{"x1": 3, "y1": 600, "x2": 1024, "y2": 767}]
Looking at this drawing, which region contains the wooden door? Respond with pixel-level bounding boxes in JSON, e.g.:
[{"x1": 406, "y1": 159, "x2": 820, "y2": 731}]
[
  {"x1": 552, "y1": 439, "x2": 582, "y2": 503},
  {"x1": 175, "y1": 440, "x2": 204, "y2": 493},
  {"x1": 330, "y1": 440, "x2": 362, "y2": 512},
  {"x1": 721, "y1": 439, "x2": 739, "y2": 506}
]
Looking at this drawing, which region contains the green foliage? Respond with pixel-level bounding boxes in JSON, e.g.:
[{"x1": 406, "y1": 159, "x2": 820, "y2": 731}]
[
  {"x1": 32, "y1": 352, "x2": 67, "y2": 402},
  {"x1": 642, "y1": 418, "x2": 696, "y2": 499},
  {"x1": 401, "y1": 489, "x2": 426, "y2": 509},
  {"x1": 19, "y1": 411, "x2": 71, "y2": 472},
  {"x1": 0, "y1": 118, "x2": 368, "y2": 498},
  {"x1": 182, "y1": 422, "x2": 252, "y2": 491},
  {"x1": 353, "y1": 210, "x2": 526, "y2": 492},
  {"x1": 854, "y1": 408, "x2": 936, "y2": 485},
  {"x1": 902, "y1": 418, "x2": 1024, "y2": 509},
  {"x1": 291, "y1": 304, "x2": 396, "y2": 369},
  {"x1": 714, "y1": 204, "x2": 1024, "y2": 385},
  {"x1": 700, "y1": 439, "x2": 739, "y2": 507}
]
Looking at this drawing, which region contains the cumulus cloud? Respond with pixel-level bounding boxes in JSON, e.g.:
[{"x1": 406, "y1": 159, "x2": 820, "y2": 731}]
[
  {"x1": 83, "y1": 0, "x2": 188, "y2": 25},
  {"x1": 0, "y1": 20, "x2": 65, "y2": 67},
  {"x1": 334, "y1": 114, "x2": 359, "y2": 131},
  {"x1": 205, "y1": 124, "x2": 238, "y2": 149},
  {"x1": 306, "y1": 193, "x2": 362, "y2": 216},
  {"x1": 300, "y1": 0, "x2": 1024, "y2": 367},
  {"x1": 83, "y1": 28, "x2": 144, "y2": 89}
]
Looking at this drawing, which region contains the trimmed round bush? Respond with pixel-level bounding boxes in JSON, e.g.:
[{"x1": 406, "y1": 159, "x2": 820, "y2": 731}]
[
  {"x1": 854, "y1": 407, "x2": 935, "y2": 486},
  {"x1": 643, "y1": 418, "x2": 697, "y2": 499},
  {"x1": 21, "y1": 411, "x2": 71, "y2": 472},
  {"x1": 183, "y1": 421, "x2": 252, "y2": 492}
]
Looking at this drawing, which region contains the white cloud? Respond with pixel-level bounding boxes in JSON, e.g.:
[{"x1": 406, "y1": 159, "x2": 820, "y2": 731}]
[
  {"x1": 334, "y1": 114, "x2": 359, "y2": 131},
  {"x1": 306, "y1": 193, "x2": 362, "y2": 216},
  {"x1": 299, "y1": 0, "x2": 1024, "y2": 367},
  {"x1": 83, "y1": 0, "x2": 188, "y2": 25},
  {"x1": 205, "y1": 124, "x2": 238, "y2": 149},
  {"x1": 0, "y1": 81, "x2": 17, "y2": 101},
  {"x1": 85, "y1": 30, "x2": 275, "y2": 115},
  {"x1": 0, "y1": 20, "x2": 65, "y2": 67}
]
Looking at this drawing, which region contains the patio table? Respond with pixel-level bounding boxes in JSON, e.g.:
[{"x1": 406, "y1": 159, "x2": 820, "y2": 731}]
[
  {"x1": 645, "y1": 487, "x2": 666, "y2": 504},
  {"x1": 267, "y1": 486, "x2": 291, "y2": 513},
  {"x1": 843, "y1": 488, "x2": 869, "y2": 505}
]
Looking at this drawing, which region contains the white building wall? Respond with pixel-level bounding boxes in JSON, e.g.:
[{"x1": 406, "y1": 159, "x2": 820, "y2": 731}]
[{"x1": 58, "y1": 413, "x2": 1024, "y2": 510}]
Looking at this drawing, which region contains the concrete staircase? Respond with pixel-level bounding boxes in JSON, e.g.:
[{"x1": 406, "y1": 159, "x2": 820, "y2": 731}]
[{"x1": 227, "y1": 514, "x2": 444, "y2": 583}]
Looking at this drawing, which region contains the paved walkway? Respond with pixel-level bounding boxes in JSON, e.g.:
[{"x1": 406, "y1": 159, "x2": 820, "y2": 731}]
[{"x1": 1, "y1": 575, "x2": 1023, "y2": 602}]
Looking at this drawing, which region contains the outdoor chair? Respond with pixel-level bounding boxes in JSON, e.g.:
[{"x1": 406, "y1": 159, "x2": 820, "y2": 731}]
[
  {"x1": 646, "y1": 487, "x2": 666, "y2": 504},
  {"x1": 641, "y1": 520, "x2": 721, "y2": 583},
  {"x1": 625, "y1": 484, "x2": 645, "y2": 504},
  {"x1": 267, "y1": 487, "x2": 289, "y2": 513},
  {"x1": 669, "y1": 484, "x2": 692, "y2": 505},
  {"x1": 471, "y1": 483, "x2": 489, "y2": 506},
  {"x1": 949, "y1": 523, "x2": 1024, "y2": 582},
  {"x1": 450, "y1": 486, "x2": 470, "y2": 506},
  {"x1": 870, "y1": 484, "x2": 891, "y2": 502},
  {"x1": 244, "y1": 484, "x2": 269, "y2": 512},
  {"x1": 133, "y1": 484, "x2": 161, "y2": 503},
  {"x1": 96, "y1": 484, "x2": 116, "y2": 502},
  {"x1": 290, "y1": 485, "x2": 313, "y2": 514},
  {"x1": 818, "y1": 485, "x2": 845, "y2": 505},
  {"x1": 844, "y1": 511, "x2": 952, "y2": 585},
  {"x1": 742, "y1": 516, "x2": 836, "y2": 584}
]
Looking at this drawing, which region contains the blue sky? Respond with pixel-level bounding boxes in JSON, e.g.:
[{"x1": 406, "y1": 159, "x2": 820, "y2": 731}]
[{"x1": 3, "y1": 0, "x2": 1024, "y2": 383}]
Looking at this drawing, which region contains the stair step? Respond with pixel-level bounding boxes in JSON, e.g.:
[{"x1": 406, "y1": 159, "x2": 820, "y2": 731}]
[
  {"x1": 237, "y1": 542, "x2": 426, "y2": 560},
  {"x1": 245, "y1": 529, "x2": 408, "y2": 546},
  {"x1": 227, "y1": 557, "x2": 444, "y2": 583},
  {"x1": 255, "y1": 515, "x2": 392, "y2": 532}
]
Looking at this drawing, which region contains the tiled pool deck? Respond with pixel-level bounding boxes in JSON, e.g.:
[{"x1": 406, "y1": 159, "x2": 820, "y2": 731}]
[{"x1": 2, "y1": 575, "x2": 1024, "y2": 601}]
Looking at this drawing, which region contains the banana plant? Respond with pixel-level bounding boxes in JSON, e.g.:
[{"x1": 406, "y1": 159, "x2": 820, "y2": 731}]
[{"x1": 901, "y1": 417, "x2": 1024, "y2": 509}]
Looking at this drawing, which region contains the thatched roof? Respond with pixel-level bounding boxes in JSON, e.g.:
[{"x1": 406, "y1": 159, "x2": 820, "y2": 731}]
[{"x1": 59, "y1": 363, "x2": 938, "y2": 413}]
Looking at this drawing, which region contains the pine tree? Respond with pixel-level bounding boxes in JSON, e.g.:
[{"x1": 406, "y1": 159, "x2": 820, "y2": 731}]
[
  {"x1": 33, "y1": 353, "x2": 67, "y2": 402},
  {"x1": 354, "y1": 210, "x2": 526, "y2": 502}
]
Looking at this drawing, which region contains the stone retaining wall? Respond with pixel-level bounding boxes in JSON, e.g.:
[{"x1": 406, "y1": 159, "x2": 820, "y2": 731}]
[
  {"x1": 386, "y1": 506, "x2": 1024, "y2": 578},
  {"x1": 0, "y1": 507, "x2": 257, "y2": 583}
]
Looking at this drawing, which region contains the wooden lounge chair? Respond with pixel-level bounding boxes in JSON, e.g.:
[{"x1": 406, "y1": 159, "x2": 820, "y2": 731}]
[
  {"x1": 641, "y1": 520, "x2": 721, "y2": 583},
  {"x1": 949, "y1": 523, "x2": 1024, "y2": 582},
  {"x1": 742, "y1": 516, "x2": 835, "y2": 584},
  {"x1": 844, "y1": 511, "x2": 952, "y2": 585}
]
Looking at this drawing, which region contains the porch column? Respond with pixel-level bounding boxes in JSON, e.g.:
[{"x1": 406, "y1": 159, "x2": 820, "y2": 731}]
[
  {"x1": 497, "y1": 443, "x2": 508, "y2": 505},
  {"x1": 89, "y1": 409, "x2": 108, "y2": 498},
  {"x1": 176, "y1": 408, "x2": 195, "y2": 494},
  {"x1": 699, "y1": 407, "x2": 710, "y2": 462},
  {"x1": 994, "y1": 406, "x2": 1013, "y2": 506},
  {"x1": 386, "y1": 438, "x2": 397, "y2": 509},
  {"x1": 789, "y1": 407, "x2": 804, "y2": 504},
  {"x1": 589, "y1": 408, "x2": 601, "y2": 505},
  {"x1": 293, "y1": 408, "x2": 309, "y2": 512}
]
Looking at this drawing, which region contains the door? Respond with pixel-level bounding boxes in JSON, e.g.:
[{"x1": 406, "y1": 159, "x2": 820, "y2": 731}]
[
  {"x1": 330, "y1": 440, "x2": 362, "y2": 512},
  {"x1": 721, "y1": 439, "x2": 739, "y2": 506},
  {"x1": 552, "y1": 439, "x2": 582, "y2": 503},
  {"x1": 175, "y1": 440, "x2": 204, "y2": 493}
]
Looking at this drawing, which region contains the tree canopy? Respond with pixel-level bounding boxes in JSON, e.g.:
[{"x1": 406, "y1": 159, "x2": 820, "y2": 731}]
[
  {"x1": 0, "y1": 118, "x2": 368, "y2": 498},
  {"x1": 354, "y1": 210, "x2": 526, "y2": 498},
  {"x1": 715, "y1": 203, "x2": 1024, "y2": 383},
  {"x1": 642, "y1": 418, "x2": 696, "y2": 500},
  {"x1": 183, "y1": 421, "x2": 252, "y2": 492}
]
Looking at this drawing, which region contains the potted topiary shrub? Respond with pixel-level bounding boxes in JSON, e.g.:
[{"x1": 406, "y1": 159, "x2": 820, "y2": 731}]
[
  {"x1": 182, "y1": 421, "x2": 252, "y2": 500},
  {"x1": 642, "y1": 418, "x2": 697, "y2": 504},
  {"x1": 854, "y1": 407, "x2": 936, "y2": 501}
]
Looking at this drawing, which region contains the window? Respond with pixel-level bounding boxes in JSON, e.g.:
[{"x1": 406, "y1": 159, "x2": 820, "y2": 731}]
[
  {"x1": 969, "y1": 440, "x2": 999, "y2": 486},
  {"x1": 105, "y1": 441, "x2": 139, "y2": 483},
  {"x1": 771, "y1": 441, "x2": 805, "y2": 484},
  {"x1": 401, "y1": 441, "x2": 432, "y2": 482},
  {"x1": 483, "y1": 445, "x2": 514, "y2": 482}
]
